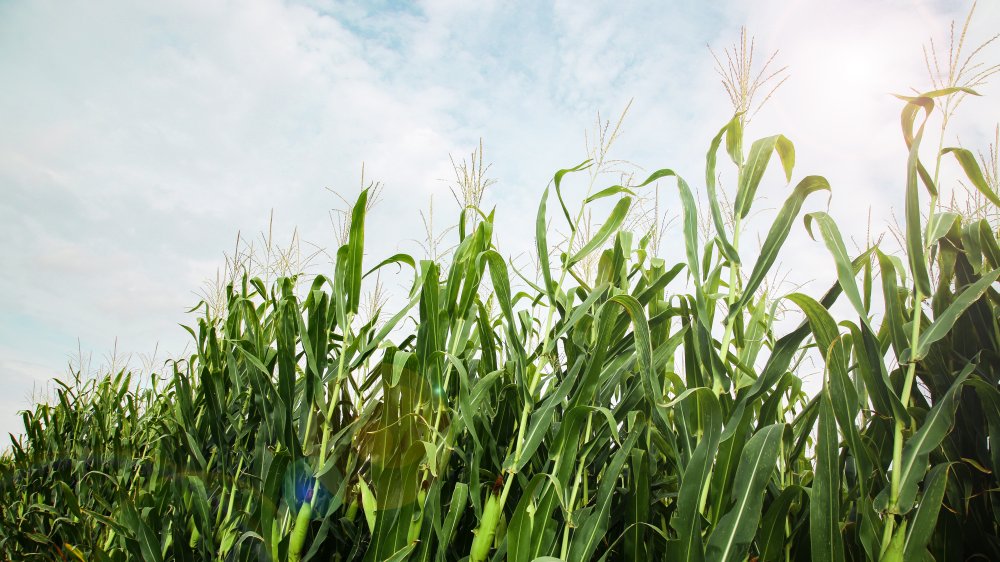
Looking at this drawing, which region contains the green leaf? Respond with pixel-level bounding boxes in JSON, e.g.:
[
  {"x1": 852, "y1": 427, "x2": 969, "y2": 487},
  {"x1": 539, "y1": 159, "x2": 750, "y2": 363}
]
[
  {"x1": 730, "y1": 176, "x2": 830, "y2": 319},
  {"x1": 358, "y1": 478, "x2": 377, "y2": 533},
  {"x1": 804, "y1": 212, "x2": 868, "y2": 322},
  {"x1": 363, "y1": 253, "x2": 416, "y2": 279},
  {"x1": 734, "y1": 134, "x2": 795, "y2": 219},
  {"x1": 942, "y1": 147, "x2": 1000, "y2": 207},
  {"x1": 926, "y1": 212, "x2": 960, "y2": 249},
  {"x1": 624, "y1": 449, "x2": 650, "y2": 562},
  {"x1": 979, "y1": 219, "x2": 1000, "y2": 268},
  {"x1": 895, "y1": 360, "x2": 976, "y2": 513},
  {"x1": 786, "y1": 293, "x2": 874, "y2": 486},
  {"x1": 705, "y1": 118, "x2": 742, "y2": 264},
  {"x1": 725, "y1": 115, "x2": 744, "y2": 164},
  {"x1": 567, "y1": 197, "x2": 632, "y2": 267},
  {"x1": 903, "y1": 463, "x2": 951, "y2": 560},
  {"x1": 810, "y1": 389, "x2": 844, "y2": 562},
  {"x1": 479, "y1": 251, "x2": 516, "y2": 332},
  {"x1": 757, "y1": 485, "x2": 804, "y2": 562},
  {"x1": 708, "y1": 411, "x2": 751, "y2": 528},
  {"x1": 642, "y1": 169, "x2": 701, "y2": 283},
  {"x1": 876, "y1": 249, "x2": 912, "y2": 359},
  {"x1": 383, "y1": 544, "x2": 416, "y2": 562},
  {"x1": 509, "y1": 475, "x2": 547, "y2": 562},
  {"x1": 364, "y1": 443, "x2": 424, "y2": 562},
  {"x1": 722, "y1": 253, "x2": 869, "y2": 441},
  {"x1": 552, "y1": 282, "x2": 609, "y2": 341},
  {"x1": 606, "y1": 294, "x2": 660, "y2": 414},
  {"x1": 387, "y1": 349, "x2": 414, "y2": 389},
  {"x1": 668, "y1": 388, "x2": 722, "y2": 562},
  {"x1": 346, "y1": 188, "x2": 369, "y2": 315},
  {"x1": 583, "y1": 185, "x2": 636, "y2": 204},
  {"x1": 554, "y1": 160, "x2": 593, "y2": 231},
  {"x1": 536, "y1": 184, "x2": 558, "y2": 308},
  {"x1": 894, "y1": 88, "x2": 978, "y2": 146},
  {"x1": 261, "y1": 451, "x2": 290, "y2": 561},
  {"x1": 436, "y1": 483, "x2": 469, "y2": 558},
  {"x1": 848, "y1": 321, "x2": 909, "y2": 422},
  {"x1": 510, "y1": 358, "x2": 583, "y2": 472},
  {"x1": 899, "y1": 95, "x2": 934, "y2": 296},
  {"x1": 122, "y1": 501, "x2": 163, "y2": 562},
  {"x1": 912, "y1": 269, "x2": 1000, "y2": 360},
  {"x1": 568, "y1": 427, "x2": 641, "y2": 561},
  {"x1": 706, "y1": 423, "x2": 785, "y2": 562},
  {"x1": 967, "y1": 379, "x2": 1000, "y2": 476}
]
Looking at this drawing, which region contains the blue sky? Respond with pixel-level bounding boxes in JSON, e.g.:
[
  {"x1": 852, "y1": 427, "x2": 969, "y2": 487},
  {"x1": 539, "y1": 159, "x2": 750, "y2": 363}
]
[{"x1": 1, "y1": 0, "x2": 998, "y2": 441}]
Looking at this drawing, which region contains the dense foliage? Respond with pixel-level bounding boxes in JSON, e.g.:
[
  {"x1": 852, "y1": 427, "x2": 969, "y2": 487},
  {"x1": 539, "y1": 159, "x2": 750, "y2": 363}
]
[{"x1": 2, "y1": 87, "x2": 999, "y2": 562}]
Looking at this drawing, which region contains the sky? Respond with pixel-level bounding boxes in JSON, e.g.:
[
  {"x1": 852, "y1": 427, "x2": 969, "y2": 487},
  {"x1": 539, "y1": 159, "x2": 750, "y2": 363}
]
[{"x1": 1, "y1": 0, "x2": 998, "y2": 442}]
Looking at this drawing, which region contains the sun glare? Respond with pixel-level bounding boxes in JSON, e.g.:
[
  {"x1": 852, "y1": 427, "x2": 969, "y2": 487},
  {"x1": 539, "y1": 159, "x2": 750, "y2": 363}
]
[{"x1": 829, "y1": 43, "x2": 880, "y2": 93}]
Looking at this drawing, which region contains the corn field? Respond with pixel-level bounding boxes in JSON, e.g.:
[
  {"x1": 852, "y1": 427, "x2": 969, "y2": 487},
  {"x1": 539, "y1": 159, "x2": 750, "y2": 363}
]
[{"x1": 2, "y1": 74, "x2": 1000, "y2": 562}]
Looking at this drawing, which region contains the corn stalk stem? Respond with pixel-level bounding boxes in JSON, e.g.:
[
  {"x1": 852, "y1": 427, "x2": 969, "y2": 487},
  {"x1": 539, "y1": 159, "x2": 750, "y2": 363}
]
[
  {"x1": 492, "y1": 164, "x2": 604, "y2": 556},
  {"x1": 886, "y1": 97, "x2": 953, "y2": 540},
  {"x1": 702, "y1": 210, "x2": 743, "y2": 515},
  {"x1": 886, "y1": 113, "x2": 946, "y2": 536},
  {"x1": 560, "y1": 413, "x2": 594, "y2": 559},
  {"x1": 432, "y1": 318, "x2": 467, "y2": 433},
  {"x1": 312, "y1": 312, "x2": 353, "y2": 508},
  {"x1": 718, "y1": 216, "x2": 744, "y2": 379},
  {"x1": 422, "y1": 318, "x2": 467, "y2": 485}
]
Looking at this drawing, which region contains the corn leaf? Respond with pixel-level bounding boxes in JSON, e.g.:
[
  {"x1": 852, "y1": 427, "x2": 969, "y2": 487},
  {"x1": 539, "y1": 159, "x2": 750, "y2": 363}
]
[
  {"x1": 730, "y1": 176, "x2": 830, "y2": 320},
  {"x1": 912, "y1": 269, "x2": 1000, "y2": 361},
  {"x1": 757, "y1": 485, "x2": 804, "y2": 562},
  {"x1": 811, "y1": 389, "x2": 844, "y2": 562},
  {"x1": 804, "y1": 211, "x2": 868, "y2": 322},
  {"x1": 903, "y1": 463, "x2": 951, "y2": 560},
  {"x1": 734, "y1": 134, "x2": 794, "y2": 219},
  {"x1": 567, "y1": 426, "x2": 641, "y2": 561},
  {"x1": 894, "y1": 360, "x2": 976, "y2": 513},
  {"x1": 705, "y1": 423, "x2": 785, "y2": 562},
  {"x1": 705, "y1": 117, "x2": 742, "y2": 264},
  {"x1": 668, "y1": 388, "x2": 722, "y2": 562}
]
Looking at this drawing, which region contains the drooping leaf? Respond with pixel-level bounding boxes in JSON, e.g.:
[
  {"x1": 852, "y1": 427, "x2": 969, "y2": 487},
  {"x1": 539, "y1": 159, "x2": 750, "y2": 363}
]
[
  {"x1": 705, "y1": 117, "x2": 742, "y2": 264},
  {"x1": 804, "y1": 211, "x2": 868, "y2": 322},
  {"x1": 734, "y1": 134, "x2": 795, "y2": 219},
  {"x1": 942, "y1": 147, "x2": 1000, "y2": 207}
]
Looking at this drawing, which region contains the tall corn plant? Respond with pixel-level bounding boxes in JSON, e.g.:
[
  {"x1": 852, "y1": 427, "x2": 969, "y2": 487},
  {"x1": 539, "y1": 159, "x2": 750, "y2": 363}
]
[{"x1": 2, "y1": 72, "x2": 1000, "y2": 562}]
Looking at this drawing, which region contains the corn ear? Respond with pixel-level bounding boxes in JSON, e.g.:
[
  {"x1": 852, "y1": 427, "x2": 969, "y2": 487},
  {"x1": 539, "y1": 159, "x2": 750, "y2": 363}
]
[
  {"x1": 470, "y1": 490, "x2": 502, "y2": 562},
  {"x1": 287, "y1": 501, "x2": 312, "y2": 562}
]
